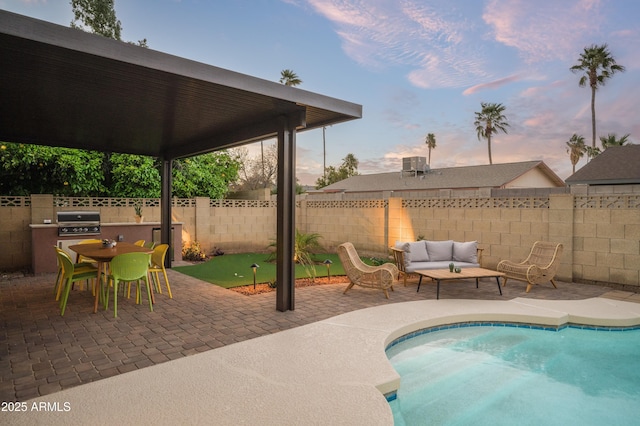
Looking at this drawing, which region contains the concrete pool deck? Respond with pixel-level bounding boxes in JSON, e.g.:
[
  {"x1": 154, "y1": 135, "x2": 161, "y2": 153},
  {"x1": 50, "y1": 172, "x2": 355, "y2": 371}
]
[{"x1": 5, "y1": 296, "x2": 640, "y2": 425}]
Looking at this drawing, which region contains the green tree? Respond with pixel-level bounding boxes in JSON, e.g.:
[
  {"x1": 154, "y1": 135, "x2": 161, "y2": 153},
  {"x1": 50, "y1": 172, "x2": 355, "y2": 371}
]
[
  {"x1": 565, "y1": 134, "x2": 586, "y2": 174},
  {"x1": 0, "y1": 143, "x2": 104, "y2": 196},
  {"x1": 70, "y1": 0, "x2": 122, "y2": 40},
  {"x1": 570, "y1": 44, "x2": 625, "y2": 148},
  {"x1": 110, "y1": 154, "x2": 161, "y2": 197},
  {"x1": 599, "y1": 133, "x2": 630, "y2": 150},
  {"x1": 315, "y1": 153, "x2": 359, "y2": 188},
  {"x1": 279, "y1": 69, "x2": 302, "y2": 86},
  {"x1": 425, "y1": 133, "x2": 436, "y2": 166},
  {"x1": 172, "y1": 152, "x2": 240, "y2": 199},
  {"x1": 474, "y1": 102, "x2": 509, "y2": 165}
]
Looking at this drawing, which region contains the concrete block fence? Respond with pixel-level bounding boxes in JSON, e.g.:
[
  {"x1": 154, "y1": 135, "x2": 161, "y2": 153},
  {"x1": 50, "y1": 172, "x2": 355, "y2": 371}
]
[{"x1": 2, "y1": 187, "x2": 639, "y2": 290}]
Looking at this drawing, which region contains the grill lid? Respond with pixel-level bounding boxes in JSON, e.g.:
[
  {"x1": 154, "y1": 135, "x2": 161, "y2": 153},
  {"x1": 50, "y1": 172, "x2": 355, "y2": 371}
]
[{"x1": 57, "y1": 211, "x2": 100, "y2": 224}]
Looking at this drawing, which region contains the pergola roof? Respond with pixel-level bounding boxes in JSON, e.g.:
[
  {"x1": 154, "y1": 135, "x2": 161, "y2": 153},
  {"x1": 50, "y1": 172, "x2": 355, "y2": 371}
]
[
  {"x1": 0, "y1": 10, "x2": 362, "y2": 312},
  {"x1": 0, "y1": 10, "x2": 361, "y2": 159}
]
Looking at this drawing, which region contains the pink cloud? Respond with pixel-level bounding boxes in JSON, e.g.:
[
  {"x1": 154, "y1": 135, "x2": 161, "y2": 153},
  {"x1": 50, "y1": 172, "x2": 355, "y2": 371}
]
[{"x1": 463, "y1": 74, "x2": 522, "y2": 95}]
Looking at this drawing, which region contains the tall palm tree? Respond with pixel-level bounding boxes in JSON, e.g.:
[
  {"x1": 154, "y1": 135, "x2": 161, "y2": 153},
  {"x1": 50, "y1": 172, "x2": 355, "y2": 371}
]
[
  {"x1": 600, "y1": 133, "x2": 630, "y2": 150},
  {"x1": 570, "y1": 44, "x2": 625, "y2": 148},
  {"x1": 279, "y1": 69, "x2": 302, "y2": 86},
  {"x1": 424, "y1": 133, "x2": 436, "y2": 166},
  {"x1": 474, "y1": 102, "x2": 509, "y2": 165},
  {"x1": 565, "y1": 133, "x2": 586, "y2": 174}
]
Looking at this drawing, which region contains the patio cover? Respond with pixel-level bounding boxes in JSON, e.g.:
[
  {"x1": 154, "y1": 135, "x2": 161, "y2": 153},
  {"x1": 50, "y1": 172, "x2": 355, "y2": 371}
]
[{"x1": 0, "y1": 10, "x2": 362, "y2": 311}]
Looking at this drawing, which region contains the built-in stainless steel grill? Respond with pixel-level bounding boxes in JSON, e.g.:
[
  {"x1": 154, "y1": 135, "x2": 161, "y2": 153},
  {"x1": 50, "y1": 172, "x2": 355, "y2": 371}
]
[{"x1": 57, "y1": 211, "x2": 101, "y2": 236}]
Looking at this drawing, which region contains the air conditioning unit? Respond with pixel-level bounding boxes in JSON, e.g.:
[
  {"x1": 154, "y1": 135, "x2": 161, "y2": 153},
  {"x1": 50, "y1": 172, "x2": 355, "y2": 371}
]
[{"x1": 402, "y1": 156, "x2": 427, "y2": 172}]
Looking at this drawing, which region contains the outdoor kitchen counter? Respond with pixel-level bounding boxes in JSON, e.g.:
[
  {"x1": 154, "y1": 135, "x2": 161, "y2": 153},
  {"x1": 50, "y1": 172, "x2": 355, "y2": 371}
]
[{"x1": 29, "y1": 222, "x2": 183, "y2": 274}]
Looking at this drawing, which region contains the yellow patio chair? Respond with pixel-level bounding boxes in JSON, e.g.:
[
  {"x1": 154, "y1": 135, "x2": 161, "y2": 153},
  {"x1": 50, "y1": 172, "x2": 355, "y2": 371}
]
[
  {"x1": 133, "y1": 240, "x2": 145, "y2": 247},
  {"x1": 148, "y1": 244, "x2": 172, "y2": 298},
  {"x1": 497, "y1": 241, "x2": 563, "y2": 293},
  {"x1": 337, "y1": 242, "x2": 398, "y2": 299},
  {"x1": 55, "y1": 248, "x2": 99, "y2": 316},
  {"x1": 76, "y1": 238, "x2": 101, "y2": 264},
  {"x1": 105, "y1": 252, "x2": 153, "y2": 318}
]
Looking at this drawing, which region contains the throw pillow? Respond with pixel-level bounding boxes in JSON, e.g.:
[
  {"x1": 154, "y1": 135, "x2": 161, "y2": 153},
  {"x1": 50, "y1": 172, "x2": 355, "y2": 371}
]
[
  {"x1": 426, "y1": 240, "x2": 454, "y2": 262},
  {"x1": 406, "y1": 241, "x2": 429, "y2": 263},
  {"x1": 395, "y1": 241, "x2": 412, "y2": 268},
  {"x1": 453, "y1": 241, "x2": 478, "y2": 263}
]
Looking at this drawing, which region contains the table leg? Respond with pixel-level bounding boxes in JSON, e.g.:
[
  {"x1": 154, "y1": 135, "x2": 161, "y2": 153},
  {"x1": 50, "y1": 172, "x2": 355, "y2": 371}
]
[
  {"x1": 417, "y1": 275, "x2": 423, "y2": 292},
  {"x1": 437, "y1": 280, "x2": 440, "y2": 299},
  {"x1": 476, "y1": 277, "x2": 479, "y2": 288},
  {"x1": 93, "y1": 262, "x2": 105, "y2": 313},
  {"x1": 496, "y1": 277, "x2": 503, "y2": 295}
]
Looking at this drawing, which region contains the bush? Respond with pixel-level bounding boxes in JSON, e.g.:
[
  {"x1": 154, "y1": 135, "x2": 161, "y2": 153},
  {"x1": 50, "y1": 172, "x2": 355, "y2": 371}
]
[{"x1": 182, "y1": 241, "x2": 207, "y2": 261}]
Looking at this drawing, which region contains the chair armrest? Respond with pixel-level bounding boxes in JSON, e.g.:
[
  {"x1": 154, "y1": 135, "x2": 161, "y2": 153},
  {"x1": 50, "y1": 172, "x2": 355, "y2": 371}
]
[
  {"x1": 476, "y1": 248, "x2": 484, "y2": 267},
  {"x1": 389, "y1": 247, "x2": 407, "y2": 273}
]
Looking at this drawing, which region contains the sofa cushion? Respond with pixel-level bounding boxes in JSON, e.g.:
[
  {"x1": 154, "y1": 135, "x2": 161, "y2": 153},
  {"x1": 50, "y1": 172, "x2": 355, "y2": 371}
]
[
  {"x1": 453, "y1": 241, "x2": 478, "y2": 263},
  {"x1": 426, "y1": 240, "x2": 453, "y2": 261},
  {"x1": 403, "y1": 241, "x2": 429, "y2": 263},
  {"x1": 394, "y1": 241, "x2": 411, "y2": 268}
]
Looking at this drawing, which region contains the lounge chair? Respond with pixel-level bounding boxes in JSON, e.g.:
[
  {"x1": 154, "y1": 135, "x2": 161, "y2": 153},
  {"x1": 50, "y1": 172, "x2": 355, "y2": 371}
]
[
  {"x1": 497, "y1": 241, "x2": 563, "y2": 293},
  {"x1": 337, "y1": 242, "x2": 398, "y2": 299}
]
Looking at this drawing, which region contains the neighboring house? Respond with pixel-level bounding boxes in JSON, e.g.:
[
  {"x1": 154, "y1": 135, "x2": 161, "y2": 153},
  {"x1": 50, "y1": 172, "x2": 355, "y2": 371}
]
[
  {"x1": 565, "y1": 145, "x2": 640, "y2": 186},
  {"x1": 309, "y1": 159, "x2": 565, "y2": 199}
]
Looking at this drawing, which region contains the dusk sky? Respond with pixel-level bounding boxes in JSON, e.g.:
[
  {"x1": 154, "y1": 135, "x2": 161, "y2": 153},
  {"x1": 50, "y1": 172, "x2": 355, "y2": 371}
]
[{"x1": 2, "y1": 0, "x2": 638, "y2": 185}]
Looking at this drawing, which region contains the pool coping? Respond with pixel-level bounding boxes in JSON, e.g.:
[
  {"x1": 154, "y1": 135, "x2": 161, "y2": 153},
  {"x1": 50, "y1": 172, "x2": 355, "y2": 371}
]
[{"x1": 6, "y1": 297, "x2": 640, "y2": 425}]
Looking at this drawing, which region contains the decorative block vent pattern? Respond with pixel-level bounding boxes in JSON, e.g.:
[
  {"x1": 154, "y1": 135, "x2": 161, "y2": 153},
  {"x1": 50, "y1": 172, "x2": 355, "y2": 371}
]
[
  {"x1": 305, "y1": 200, "x2": 388, "y2": 209},
  {"x1": 574, "y1": 195, "x2": 640, "y2": 209},
  {"x1": 0, "y1": 196, "x2": 30, "y2": 207},
  {"x1": 210, "y1": 199, "x2": 275, "y2": 208},
  {"x1": 403, "y1": 197, "x2": 550, "y2": 209},
  {"x1": 52, "y1": 197, "x2": 190, "y2": 208}
]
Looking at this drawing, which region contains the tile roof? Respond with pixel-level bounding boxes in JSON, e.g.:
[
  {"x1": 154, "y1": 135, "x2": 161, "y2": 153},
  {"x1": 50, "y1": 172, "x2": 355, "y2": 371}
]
[
  {"x1": 316, "y1": 161, "x2": 564, "y2": 193},
  {"x1": 565, "y1": 145, "x2": 640, "y2": 185}
]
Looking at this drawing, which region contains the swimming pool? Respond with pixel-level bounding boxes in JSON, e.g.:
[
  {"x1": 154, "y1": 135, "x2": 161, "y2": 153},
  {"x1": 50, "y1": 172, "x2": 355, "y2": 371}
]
[{"x1": 386, "y1": 324, "x2": 640, "y2": 426}]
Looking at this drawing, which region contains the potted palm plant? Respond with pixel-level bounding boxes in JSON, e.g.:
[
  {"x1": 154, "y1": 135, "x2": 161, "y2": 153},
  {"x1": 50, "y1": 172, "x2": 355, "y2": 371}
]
[{"x1": 134, "y1": 203, "x2": 143, "y2": 223}]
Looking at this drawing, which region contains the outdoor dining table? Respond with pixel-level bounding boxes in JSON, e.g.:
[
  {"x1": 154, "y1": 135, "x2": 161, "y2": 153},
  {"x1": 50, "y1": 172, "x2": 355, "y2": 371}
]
[{"x1": 68, "y1": 242, "x2": 153, "y2": 313}]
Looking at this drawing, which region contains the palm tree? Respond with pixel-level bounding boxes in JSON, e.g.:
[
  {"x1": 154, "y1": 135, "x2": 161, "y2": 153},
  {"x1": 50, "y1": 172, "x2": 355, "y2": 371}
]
[
  {"x1": 565, "y1": 134, "x2": 586, "y2": 174},
  {"x1": 474, "y1": 102, "x2": 509, "y2": 165},
  {"x1": 600, "y1": 133, "x2": 630, "y2": 150},
  {"x1": 424, "y1": 133, "x2": 436, "y2": 166},
  {"x1": 570, "y1": 44, "x2": 625, "y2": 148},
  {"x1": 279, "y1": 69, "x2": 302, "y2": 86}
]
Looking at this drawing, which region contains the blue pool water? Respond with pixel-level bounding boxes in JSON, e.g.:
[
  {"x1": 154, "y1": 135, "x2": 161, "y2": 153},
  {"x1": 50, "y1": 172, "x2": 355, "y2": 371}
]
[{"x1": 386, "y1": 324, "x2": 640, "y2": 426}]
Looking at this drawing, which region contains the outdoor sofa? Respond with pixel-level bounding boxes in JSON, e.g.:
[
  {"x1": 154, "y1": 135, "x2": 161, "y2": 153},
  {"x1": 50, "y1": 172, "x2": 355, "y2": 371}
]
[{"x1": 390, "y1": 240, "x2": 483, "y2": 286}]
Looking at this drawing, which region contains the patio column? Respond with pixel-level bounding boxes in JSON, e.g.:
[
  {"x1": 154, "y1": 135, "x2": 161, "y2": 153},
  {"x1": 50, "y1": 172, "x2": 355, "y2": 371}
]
[
  {"x1": 160, "y1": 157, "x2": 173, "y2": 268},
  {"x1": 276, "y1": 116, "x2": 296, "y2": 312}
]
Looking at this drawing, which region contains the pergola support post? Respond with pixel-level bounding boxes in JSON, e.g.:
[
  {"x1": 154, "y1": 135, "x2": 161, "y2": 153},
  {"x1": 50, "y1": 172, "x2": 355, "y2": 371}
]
[
  {"x1": 276, "y1": 116, "x2": 296, "y2": 312},
  {"x1": 161, "y1": 157, "x2": 173, "y2": 268}
]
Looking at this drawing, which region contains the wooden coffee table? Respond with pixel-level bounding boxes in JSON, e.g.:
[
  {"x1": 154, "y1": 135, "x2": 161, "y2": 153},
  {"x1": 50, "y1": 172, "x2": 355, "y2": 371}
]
[{"x1": 415, "y1": 267, "x2": 505, "y2": 299}]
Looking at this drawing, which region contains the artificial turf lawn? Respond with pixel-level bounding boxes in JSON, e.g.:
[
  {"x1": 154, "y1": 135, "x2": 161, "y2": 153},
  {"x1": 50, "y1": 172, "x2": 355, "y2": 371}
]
[{"x1": 173, "y1": 252, "x2": 348, "y2": 288}]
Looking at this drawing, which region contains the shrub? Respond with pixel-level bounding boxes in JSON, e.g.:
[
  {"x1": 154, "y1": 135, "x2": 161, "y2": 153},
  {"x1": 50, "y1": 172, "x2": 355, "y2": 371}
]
[{"x1": 182, "y1": 241, "x2": 207, "y2": 261}]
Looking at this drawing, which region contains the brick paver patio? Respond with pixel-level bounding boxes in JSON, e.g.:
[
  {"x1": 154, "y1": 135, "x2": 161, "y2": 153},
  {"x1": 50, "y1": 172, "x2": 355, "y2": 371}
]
[{"x1": 1, "y1": 268, "x2": 638, "y2": 402}]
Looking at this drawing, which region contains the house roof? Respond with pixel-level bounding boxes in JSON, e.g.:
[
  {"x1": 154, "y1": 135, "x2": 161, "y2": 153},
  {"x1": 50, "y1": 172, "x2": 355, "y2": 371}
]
[
  {"x1": 316, "y1": 161, "x2": 565, "y2": 193},
  {"x1": 565, "y1": 145, "x2": 640, "y2": 185},
  {"x1": 0, "y1": 10, "x2": 361, "y2": 159}
]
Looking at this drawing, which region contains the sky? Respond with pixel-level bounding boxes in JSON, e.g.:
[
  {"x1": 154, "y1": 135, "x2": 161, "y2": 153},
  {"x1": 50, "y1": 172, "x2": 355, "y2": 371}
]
[{"x1": 2, "y1": 0, "x2": 639, "y2": 185}]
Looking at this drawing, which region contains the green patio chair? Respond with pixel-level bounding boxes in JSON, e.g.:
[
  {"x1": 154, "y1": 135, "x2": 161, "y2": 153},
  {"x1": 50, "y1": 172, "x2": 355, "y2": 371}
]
[
  {"x1": 55, "y1": 248, "x2": 99, "y2": 316},
  {"x1": 105, "y1": 252, "x2": 153, "y2": 318}
]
